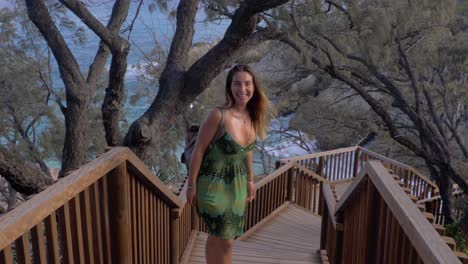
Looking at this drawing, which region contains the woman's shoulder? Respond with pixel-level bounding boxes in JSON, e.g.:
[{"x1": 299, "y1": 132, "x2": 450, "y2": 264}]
[{"x1": 203, "y1": 107, "x2": 224, "y2": 125}]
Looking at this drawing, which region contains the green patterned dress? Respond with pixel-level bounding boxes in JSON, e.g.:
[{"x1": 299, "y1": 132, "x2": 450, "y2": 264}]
[{"x1": 196, "y1": 111, "x2": 256, "y2": 240}]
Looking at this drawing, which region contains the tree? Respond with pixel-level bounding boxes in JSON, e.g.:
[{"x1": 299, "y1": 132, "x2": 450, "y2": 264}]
[
  {"x1": 0, "y1": 8, "x2": 56, "y2": 199},
  {"x1": 275, "y1": 0, "x2": 468, "y2": 223},
  {"x1": 0, "y1": 0, "x2": 292, "y2": 196}
]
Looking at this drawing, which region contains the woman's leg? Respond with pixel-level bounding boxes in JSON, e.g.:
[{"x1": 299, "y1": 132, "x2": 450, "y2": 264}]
[{"x1": 205, "y1": 235, "x2": 234, "y2": 264}]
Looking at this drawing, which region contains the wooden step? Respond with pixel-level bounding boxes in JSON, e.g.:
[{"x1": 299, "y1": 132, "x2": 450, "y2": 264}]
[
  {"x1": 442, "y1": 236, "x2": 456, "y2": 250},
  {"x1": 416, "y1": 203, "x2": 426, "y2": 213},
  {"x1": 408, "y1": 194, "x2": 418, "y2": 203},
  {"x1": 431, "y1": 224, "x2": 445, "y2": 236},
  {"x1": 320, "y1": 250, "x2": 330, "y2": 264},
  {"x1": 455, "y1": 251, "x2": 468, "y2": 264},
  {"x1": 403, "y1": 187, "x2": 411, "y2": 194},
  {"x1": 423, "y1": 212, "x2": 435, "y2": 223}
]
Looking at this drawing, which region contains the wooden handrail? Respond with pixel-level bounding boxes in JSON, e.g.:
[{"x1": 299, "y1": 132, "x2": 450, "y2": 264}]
[
  {"x1": 125, "y1": 150, "x2": 183, "y2": 208},
  {"x1": 295, "y1": 164, "x2": 329, "y2": 183},
  {"x1": 322, "y1": 183, "x2": 338, "y2": 228},
  {"x1": 334, "y1": 161, "x2": 459, "y2": 264},
  {"x1": 0, "y1": 147, "x2": 183, "y2": 253},
  {"x1": 356, "y1": 147, "x2": 412, "y2": 170},
  {"x1": 278, "y1": 146, "x2": 358, "y2": 163},
  {"x1": 357, "y1": 147, "x2": 439, "y2": 191},
  {"x1": 417, "y1": 190, "x2": 463, "y2": 204},
  {"x1": 255, "y1": 160, "x2": 296, "y2": 189}
]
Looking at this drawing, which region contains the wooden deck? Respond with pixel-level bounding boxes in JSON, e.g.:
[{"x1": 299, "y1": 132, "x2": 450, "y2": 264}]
[{"x1": 186, "y1": 204, "x2": 322, "y2": 264}]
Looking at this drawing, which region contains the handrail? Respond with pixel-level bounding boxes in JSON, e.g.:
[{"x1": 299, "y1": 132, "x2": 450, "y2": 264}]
[
  {"x1": 417, "y1": 190, "x2": 463, "y2": 204},
  {"x1": 295, "y1": 164, "x2": 329, "y2": 183},
  {"x1": 255, "y1": 160, "x2": 296, "y2": 189},
  {"x1": 322, "y1": 183, "x2": 338, "y2": 227},
  {"x1": 125, "y1": 149, "x2": 183, "y2": 208},
  {"x1": 0, "y1": 147, "x2": 184, "y2": 263},
  {"x1": 357, "y1": 147, "x2": 439, "y2": 191},
  {"x1": 417, "y1": 188, "x2": 465, "y2": 225},
  {"x1": 334, "y1": 161, "x2": 459, "y2": 264},
  {"x1": 278, "y1": 146, "x2": 358, "y2": 163},
  {"x1": 356, "y1": 147, "x2": 412, "y2": 170}
]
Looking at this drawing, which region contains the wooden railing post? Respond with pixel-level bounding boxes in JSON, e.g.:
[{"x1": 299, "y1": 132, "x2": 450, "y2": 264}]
[
  {"x1": 191, "y1": 206, "x2": 199, "y2": 231},
  {"x1": 317, "y1": 157, "x2": 325, "y2": 177},
  {"x1": 107, "y1": 162, "x2": 132, "y2": 264},
  {"x1": 275, "y1": 160, "x2": 281, "y2": 169},
  {"x1": 171, "y1": 208, "x2": 181, "y2": 264},
  {"x1": 353, "y1": 148, "x2": 360, "y2": 177},
  {"x1": 286, "y1": 166, "x2": 295, "y2": 202}
]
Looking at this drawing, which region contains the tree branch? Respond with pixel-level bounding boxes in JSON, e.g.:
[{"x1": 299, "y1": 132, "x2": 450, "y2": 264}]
[
  {"x1": 124, "y1": 0, "x2": 291, "y2": 158},
  {"x1": 0, "y1": 147, "x2": 54, "y2": 195},
  {"x1": 396, "y1": 34, "x2": 421, "y2": 115},
  {"x1": 86, "y1": 0, "x2": 132, "y2": 86},
  {"x1": 25, "y1": 0, "x2": 85, "y2": 96},
  {"x1": 183, "y1": 0, "x2": 290, "y2": 97},
  {"x1": 6, "y1": 106, "x2": 52, "y2": 177},
  {"x1": 324, "y1": 0, "x2": 354, "y2": 28},
  {"x1": 58, "y1": 0, "x2": 125, "y2": 48}
]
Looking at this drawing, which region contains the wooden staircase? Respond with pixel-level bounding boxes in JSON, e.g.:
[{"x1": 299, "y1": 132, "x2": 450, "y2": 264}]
[
  {"x1": 186, "y1": 204, "x2": 322, "y2": 264},
  {"x1": 0, "y1": 146, "x2": 465, "y2": 264}
]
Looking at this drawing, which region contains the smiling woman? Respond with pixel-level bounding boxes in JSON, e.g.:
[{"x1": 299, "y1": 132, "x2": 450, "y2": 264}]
[{"x1": 185, "y1": 64, "x2": 275, "y2": 264}]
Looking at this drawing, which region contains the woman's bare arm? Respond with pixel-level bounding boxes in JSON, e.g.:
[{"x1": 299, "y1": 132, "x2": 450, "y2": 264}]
[
  {"x1": 245, "y1": 150, "x2": 256, "y2": 202},
  {"x1": 187, "y1": 108, "x2": 222, "y2": 188}
]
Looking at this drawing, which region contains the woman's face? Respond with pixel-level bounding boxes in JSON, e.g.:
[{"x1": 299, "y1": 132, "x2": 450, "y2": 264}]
[{"x1": 230, "y1": 71, "x2": 254, "y2": 106}]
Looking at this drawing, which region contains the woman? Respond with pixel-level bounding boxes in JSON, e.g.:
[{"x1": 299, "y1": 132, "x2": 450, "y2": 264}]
[{"x1": 186, "y1": 64, "x2": 274, "y2": 264}]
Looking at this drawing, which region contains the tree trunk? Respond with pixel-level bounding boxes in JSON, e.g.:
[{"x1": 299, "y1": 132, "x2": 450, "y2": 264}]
[
  {"x1": 102, "y1": 43, "x2": 130, "y2": 146},
  {"x1": 0, "y1": 147, "x2": 54, "y2": 195},
  {"x1": 7, "y1": 184, "x2": 17, "y2": 211},
  {"x1": 125, "y1": 0, "x2": 290, "y2": 160},
  {"x1": 60, "y1": 97, "x2": 91, "y2": 177},
  {"x1": 437, "y1": 171, "x2": 454, "y2": 225},
  {"x1": 460, "y1": 198, "x2": 468, "y2": 232}
]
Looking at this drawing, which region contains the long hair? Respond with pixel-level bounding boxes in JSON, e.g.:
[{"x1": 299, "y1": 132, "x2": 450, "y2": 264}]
[{"x1": 224, "y1": 64, "x2": 275, "y2": 140}]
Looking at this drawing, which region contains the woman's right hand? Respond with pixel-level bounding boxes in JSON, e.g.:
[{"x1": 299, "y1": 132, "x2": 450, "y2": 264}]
[{"x1": 186, "y1": 187, "x2": 197, "y2": 207}]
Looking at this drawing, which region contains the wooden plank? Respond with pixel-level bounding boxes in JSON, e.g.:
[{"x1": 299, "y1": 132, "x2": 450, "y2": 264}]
[
  {"x1": 90, "y1": 183, "x2": 104, "y2": 264},
  {"x1": 188, "y1": 205, "x2": 323, "y2": 264},
  {"x1": 279, "y1": 146, "x2": 357, "y2": 163},
  {"x1": 356, "y1": 161, "x2": 459, "y2": 264},
  {"x1": 0, "y1": 245, "x2": 13, "y2": 264},
  {"x1": 0, "y1": 148, "x2": 129, "y2": 250},
  {"x1": 70, "y1": 196, "x2": 85, "y2": 263},
  {"x1": 180, "y1": 231, "x2": 198, "y2": 264},
  {"x1": 58, "y1": 203, "x2": 74, "y2": 264},
  {"x1": 99, "y1": 176, "x2": 112, "y2": 264},
  {"x1": 322, "y1": 184, "x2": 340, "y2": 229},
  {"x1": 15, "y1": 233, "x2": 31, "y2": 264},
  {"x1": 0, "y1": 147, "x2": 184, "y2": 252},
  {"x1": 149, "y1": 191, "x2": 154, "y2": 263},
  {"x1": 44, "y1": 212, "x2": 60, "y2": 264},
  {"x1": 357, "y1": 147, "x2": 438, "y2": 190},
  {"x1": 80, "y1": 189, "x2": 95, "y2": 264},
  {"x1": 238, "y1": 202, "x2": 290, "y2": 241},
  {"x1": 255, "y1": 161, "x2": 296, "y2": 189},
  {"x1": 31, "y1": 222, "x2": 47, "y2": 264}
]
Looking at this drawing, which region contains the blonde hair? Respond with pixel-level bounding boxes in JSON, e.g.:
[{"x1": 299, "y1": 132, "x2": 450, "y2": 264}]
[{"x1": 224, "y1": 64, "x2": 275, "y2": 140}]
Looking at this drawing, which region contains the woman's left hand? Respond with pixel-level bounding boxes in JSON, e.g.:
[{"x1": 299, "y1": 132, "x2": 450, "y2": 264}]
[{"x1": 247, "y1": 181, "x2": 256, "y2": 202}]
